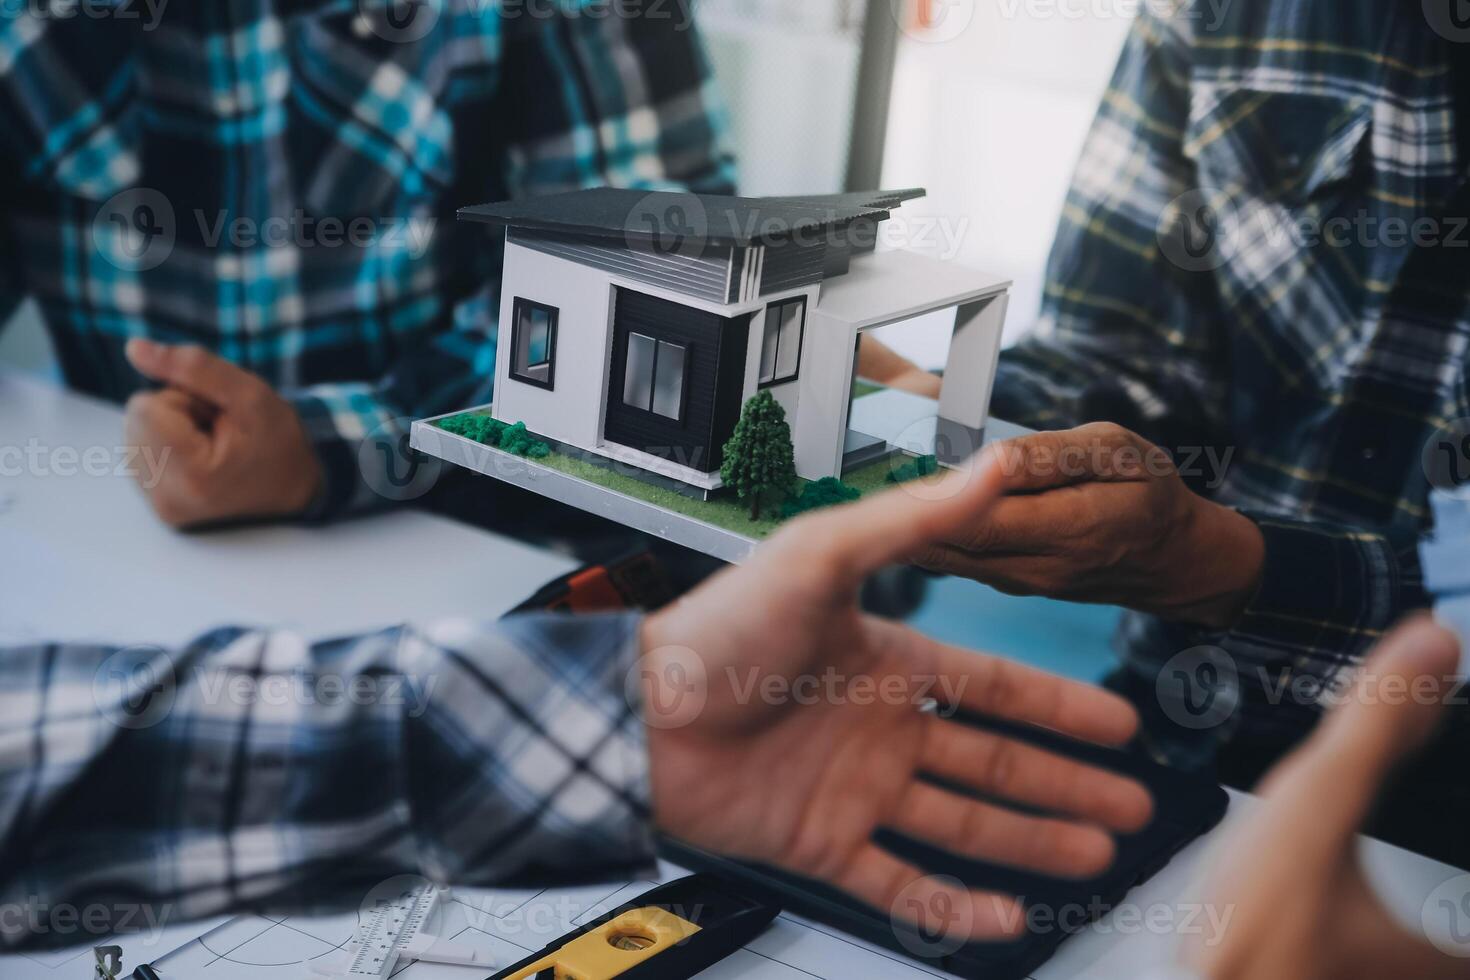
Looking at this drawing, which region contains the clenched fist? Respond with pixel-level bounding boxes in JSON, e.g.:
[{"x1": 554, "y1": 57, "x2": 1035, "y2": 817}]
[{"x1": 124, "y1": 339, "x2": 322, "y2": 528}]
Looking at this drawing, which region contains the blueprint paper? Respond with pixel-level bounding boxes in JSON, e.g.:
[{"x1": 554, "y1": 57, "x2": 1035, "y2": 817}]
[
  {"x1": 0, "y1": 915, "x2": 234, "y2": 980},
  {"x1": 0, "y1": 864, "x2": 948, "y2": 980}
]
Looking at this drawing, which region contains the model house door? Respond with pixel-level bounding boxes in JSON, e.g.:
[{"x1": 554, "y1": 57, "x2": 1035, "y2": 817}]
[{"x1": 604, "y1": 289, "x2": 751, "y2": 475}]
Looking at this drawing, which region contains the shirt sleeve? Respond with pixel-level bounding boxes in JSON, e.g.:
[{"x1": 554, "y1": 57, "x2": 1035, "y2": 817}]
[
  {"x1": 989, "y1": 8, "x2": 1230, "y2": 452},
  {"x1": 0, "y1": 613, "x2": 655, "y2": 947},
  {"x1": 987, "y1": 8, "x2": 1435, "y2": 708},
  {"x1": 294, "y1": 0, "x2": 737, "y2": 519},
  {"x1": 0, "y1": 178, "x2": 23, "y2": 336},
  {"x1": 1230, "y1": 514, "x2": 1429, "y2": 666}
]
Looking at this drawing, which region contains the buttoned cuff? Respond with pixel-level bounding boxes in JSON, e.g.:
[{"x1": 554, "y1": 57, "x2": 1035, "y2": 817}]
[
  {"x1": 1230, "y1": 513, "x2": 1419, "y2": 652},
  {"x1": 289, "y1": 385, "x2": 403, "y2": 522}
]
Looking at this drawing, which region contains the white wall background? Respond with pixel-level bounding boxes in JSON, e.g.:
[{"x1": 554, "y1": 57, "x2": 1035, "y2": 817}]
[
  {"x1": 872, "y1": 1, "x2": 1133, "y2": 367},
  {"x1": 697, "y1": 0, "x2": 866, "y2": 196}
]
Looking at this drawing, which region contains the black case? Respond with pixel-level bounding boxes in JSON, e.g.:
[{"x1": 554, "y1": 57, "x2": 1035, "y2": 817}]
[{"x1": 661, "y1": 712, "x2": 1229, "y2": 980}]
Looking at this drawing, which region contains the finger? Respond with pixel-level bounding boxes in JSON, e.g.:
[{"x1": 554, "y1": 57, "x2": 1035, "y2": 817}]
[
  {"x1": 924, "y1": 720, "x2": 1152, "y2": 832},
  {"x1": 990, "y1": 422, "x2": 1169, "y2": 494},
  {"x1": 1255, "y1": 617, "x2": 1461, "y2": 851},
  {"x1": 892, "y1": 781, "x2": 1116, "y2": 879},
  {"x1": 835, "y1": 843, "x2": 1027, "y2": 941},
  {"x1": 914, "y1": 545, "x2": 1050, "y2": 584},
  {"x1": 927, "y1": 487, "x2": 1105, "y2": 557},
  {"x1": 126, "y1": 338, "x2": 264, "y2": 411},
  {"x1": 125, "y1": 392, "x2": 216, "y2": 527},
  {"x1": 161, "y1": 386, "x2": 222, "y2": 430},
  {"x1": 931, "y1": 638, "x2": 1141, "y2": 747},
  {"x1": 778, "y1": 446, "x2": 1010, "y2": 587},
  {"x1": 125, "y1": 390, "x2": 208, "y2": 459}
]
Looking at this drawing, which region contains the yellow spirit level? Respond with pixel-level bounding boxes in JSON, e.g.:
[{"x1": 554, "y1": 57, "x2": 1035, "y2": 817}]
[{"x1": 487, "y1": 875, "x2": 779, "y2": 980}]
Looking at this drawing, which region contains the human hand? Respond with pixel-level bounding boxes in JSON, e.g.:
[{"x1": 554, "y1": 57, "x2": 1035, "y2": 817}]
[
  {"x1": 641, "y1": 453, "x2": 1154, "y2": 942},
  {"x1": 123, "y1": 339, "x2": 322, "y2": 527},
  {"x1": 1184, "y1": 617, "x2": 1466, "y2": 980},
  {"x1": 857, "y1": 336, "x2": 943, "y2": 399},
  {"x1": 916, "y1": 423, "x2": 1265, "y2": 629}
]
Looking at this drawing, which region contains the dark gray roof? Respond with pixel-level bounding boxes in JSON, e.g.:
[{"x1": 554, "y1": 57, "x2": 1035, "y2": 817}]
[{"x1": 457, "y1": 187, "x2": 926, "y2": 248}]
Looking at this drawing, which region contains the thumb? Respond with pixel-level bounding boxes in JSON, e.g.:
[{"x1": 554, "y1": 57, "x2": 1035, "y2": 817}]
[
  {"x1": 125, "y1": 389, "x2": 209, "y2": 460},
  {"x1": 787, "y1": 446, "x2": 1008, "y2": 584},
  {"x1": 126, "y1": 339, "x2": 264, "y2": 411},
  {"x1": 1259, "y1": 616, "x2": 1462, "y2": 846}
]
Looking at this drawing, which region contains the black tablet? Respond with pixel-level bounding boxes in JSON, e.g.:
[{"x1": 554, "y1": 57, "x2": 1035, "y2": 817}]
[{"x1": 660, "y1": 712, "x2": 1229, "y2": 980}]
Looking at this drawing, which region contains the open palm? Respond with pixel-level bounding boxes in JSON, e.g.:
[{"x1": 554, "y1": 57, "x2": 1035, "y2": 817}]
[
  {"x1": 641, "y1": 455, "x2": 1154, "y2": 942},
  {"x1": 1186, "y1": 618, "x2": 1468, "y2": 980}
]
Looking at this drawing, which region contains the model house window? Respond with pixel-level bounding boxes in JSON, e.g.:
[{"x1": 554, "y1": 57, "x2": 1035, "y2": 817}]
[
  {"x1": 759, "y1": 297, "x2": 805, "y2": 386},
  {"x1": 511, "y1": 298, "x2": 558, "y2": 389},
  {"x1": 623, "y1": 333, "x2": 687, "y2": 420}
]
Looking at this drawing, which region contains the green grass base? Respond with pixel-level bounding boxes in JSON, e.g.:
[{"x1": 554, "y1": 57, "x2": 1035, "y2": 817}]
[{"x1": 436, "y1": 409, "x2": 909, "y2": 541}]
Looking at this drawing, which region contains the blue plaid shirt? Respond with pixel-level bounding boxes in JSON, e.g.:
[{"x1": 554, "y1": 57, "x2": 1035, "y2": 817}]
[
  {"x1": 0, "y1": 614, "x2": 654, "y2": 948},
  {"x1": 992, "y1": 0, "x2": 1470, "y2": 751},
  {"x1": 0, "y1": 0, "x2": 735, "y2": 517}
]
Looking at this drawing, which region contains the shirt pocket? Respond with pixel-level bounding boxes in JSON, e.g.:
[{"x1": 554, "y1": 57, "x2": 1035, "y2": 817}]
[
  {"x1": 1185, "y1": 87, "x2": 1373, "y2": 208},
  {"x1": 1183, "y1": 87, "x2": 1375, "y2": 392},
  {"x1": 283, "y1": 7, "x2": 455, "y2": 220}
]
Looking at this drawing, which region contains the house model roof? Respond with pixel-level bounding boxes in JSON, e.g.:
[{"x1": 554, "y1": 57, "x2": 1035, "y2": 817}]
[{"x1": 458, "y1": 187, "x2": 927, "y2": 248}]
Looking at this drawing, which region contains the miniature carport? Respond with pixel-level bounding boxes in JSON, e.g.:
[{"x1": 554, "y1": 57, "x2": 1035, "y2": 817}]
[{"x1": 799, "y1": 248, "x2": 1011, "y2": 478}]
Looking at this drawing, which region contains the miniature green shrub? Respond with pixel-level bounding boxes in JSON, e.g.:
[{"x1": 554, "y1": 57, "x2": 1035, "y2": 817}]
[
  {"x1": 781, "y1": 477, "x2": 862, "y2": 518},
  {"x1": 721, "y1": 391, "x2": 797, "y2": 521},
  {"x1": 886, "y1": 454, "x2": 940, "y2": 485},
  {"x1": 498, "y1": 421, "x2": 552, "y2": 459},
  {"x1": 437, "y1": 413, "x2": 508, "y2": 447}
]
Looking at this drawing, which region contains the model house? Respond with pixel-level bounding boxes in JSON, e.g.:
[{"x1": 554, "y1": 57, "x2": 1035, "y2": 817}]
[{"x1": 459, "y1": 188, "x2": 1011, "y2": 496}]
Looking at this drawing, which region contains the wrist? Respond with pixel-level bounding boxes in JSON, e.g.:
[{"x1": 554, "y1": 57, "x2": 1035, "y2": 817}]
[
  {"x1": 1177, "y1": 500, "x2": 1265, "y2": 630},
  {"x1": 637, "y1": 613, "x2": 740, "y2": 850},
  {"x1": 638, "y1": 613, "x2": 689, "y2": 833},
  {"x1": 283, "y1": 415, "x2": 326, "y2": 515}
]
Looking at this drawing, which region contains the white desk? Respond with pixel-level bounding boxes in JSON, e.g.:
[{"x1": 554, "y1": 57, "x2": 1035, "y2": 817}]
[
  {"x1": 0, "y1": 372, "x2": 578, "y2": 647},
  {"x1": 2, "y1": 373, "x2": 1466, "y2": 980}
]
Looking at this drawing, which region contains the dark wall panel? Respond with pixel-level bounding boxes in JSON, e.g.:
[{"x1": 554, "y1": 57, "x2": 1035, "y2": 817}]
[{"x1": 604, "y1": 289, "x2": 751, "y2": 474}]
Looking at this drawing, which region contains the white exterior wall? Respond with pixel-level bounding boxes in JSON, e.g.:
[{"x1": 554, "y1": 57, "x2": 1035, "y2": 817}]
[
  {"x1": 939, "y1": 293, "x2": 1010, "y2": 433},
  {"x1": 741, "y1": 285, "x2": 822, "y2": 474},
  {"x1": 790, "y1": 306, "x2": 858, "y2": 481},
  {"x1": 496, "y1": 241, "x2": 843, "y2": 486},
  {"x1": 493, "y1": 242, "x2": 616, "y2": 450}
]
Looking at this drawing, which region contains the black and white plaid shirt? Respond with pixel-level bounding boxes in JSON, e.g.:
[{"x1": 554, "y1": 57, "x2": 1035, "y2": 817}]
[
  {"x1": 991, "y1": 0, "x2": 1470, "y2": 748},
  {"x1": 0, "y1": 613, "x2": 654, "y2": 949}
]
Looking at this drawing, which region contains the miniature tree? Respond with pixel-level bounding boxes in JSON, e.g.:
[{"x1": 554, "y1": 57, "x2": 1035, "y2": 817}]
[{"x1": 721, "y1": 390, "x2": 797, "y2": 521}]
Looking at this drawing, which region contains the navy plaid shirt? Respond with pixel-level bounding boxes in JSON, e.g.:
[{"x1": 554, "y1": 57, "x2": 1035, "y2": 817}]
[
  {"x1": 0, "y1": 0, "x2": 735, "y2": 517},
  {"x1": 0, "y1": 614, "x2": 654, "y2": 948},
  {"x1": 992, "y1": 0, "x2": 1470, "y2": 751}
]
